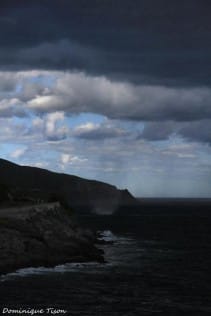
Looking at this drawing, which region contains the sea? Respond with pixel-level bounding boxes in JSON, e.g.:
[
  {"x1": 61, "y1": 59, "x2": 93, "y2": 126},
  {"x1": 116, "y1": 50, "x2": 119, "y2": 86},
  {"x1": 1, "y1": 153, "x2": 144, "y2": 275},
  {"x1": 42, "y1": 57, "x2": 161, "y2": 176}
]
[{"x1": 0, "y1": 199, "x2": 211, "y2": 316}]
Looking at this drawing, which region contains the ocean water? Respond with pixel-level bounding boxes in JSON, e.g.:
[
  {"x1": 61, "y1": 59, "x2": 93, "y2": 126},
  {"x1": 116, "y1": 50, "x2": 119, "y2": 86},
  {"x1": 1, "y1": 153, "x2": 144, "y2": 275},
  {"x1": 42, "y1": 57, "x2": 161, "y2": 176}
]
[{"x1": 0, "y1": 206, "x2": 211, "y2": 315}]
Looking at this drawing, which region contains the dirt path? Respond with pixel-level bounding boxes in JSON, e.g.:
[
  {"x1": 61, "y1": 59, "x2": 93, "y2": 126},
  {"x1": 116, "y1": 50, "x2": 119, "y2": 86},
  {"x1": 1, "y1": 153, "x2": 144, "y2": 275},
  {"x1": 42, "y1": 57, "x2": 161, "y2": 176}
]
[{"x1": 0, "y1": 202, "x2": 60, "y2": 219}]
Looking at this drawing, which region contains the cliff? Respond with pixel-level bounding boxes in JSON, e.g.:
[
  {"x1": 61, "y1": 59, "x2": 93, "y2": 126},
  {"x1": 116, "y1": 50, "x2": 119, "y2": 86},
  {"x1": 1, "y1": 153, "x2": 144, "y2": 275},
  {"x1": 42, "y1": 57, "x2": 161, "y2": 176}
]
[
  {"x1": 0, "y1": 158, "x2": 138, "y2": 215},
  {"x1": 0, "y1": 202, "x2": 103, "y2": 275}
]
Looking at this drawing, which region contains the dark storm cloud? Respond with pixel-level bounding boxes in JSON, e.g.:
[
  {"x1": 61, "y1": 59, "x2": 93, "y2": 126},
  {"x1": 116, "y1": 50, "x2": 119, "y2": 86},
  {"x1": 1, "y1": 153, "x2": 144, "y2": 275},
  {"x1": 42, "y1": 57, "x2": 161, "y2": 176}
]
[
  {"x1": 141, "y1": 121, "x2": 175, "y2": 141},
  {"x1": 140, "y1": 120, "x2": 211, "y2": 145},
  {"x1": 17, "y1": 40, "x2": 99, "y2": 71},
  {"x1": 1, "y1": 1, "x2": 211, "y2": 145},
  {"x1": 1, "y1": 0, "x2": 211, "y2": 86},
  {"x1": 179, "y1": 120, "x2": 211, "y2": 144}
]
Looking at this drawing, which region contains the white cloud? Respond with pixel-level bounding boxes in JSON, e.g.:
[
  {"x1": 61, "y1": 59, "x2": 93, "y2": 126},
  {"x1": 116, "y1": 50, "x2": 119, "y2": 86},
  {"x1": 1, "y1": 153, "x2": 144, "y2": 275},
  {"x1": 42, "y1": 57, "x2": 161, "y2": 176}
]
[
  {"x1": 177, "y1": 153, "x2": 196, "y2": 159},
  {"x1": 1, "y1": 69, "x2": 211, "y2": 146},
  {"x1": 32, "y1": 117, "x2": 44, "y2": 129},
  {"x1": 61, "y1": 153, "x2": 70, "y2": 164},
  {"x1": 10, "y1": 147, "x2": 26, "y2": 159},
  {"x1": 1, "y1": 70, "x2": 211, "y2": 124},
  {"x1": 45, "y1": 111, "x2": 66, "y2": 138},
  {"x1": 30, "y1": 111, "x2": 68, "y2": 141},
  {"x1": 33, "y1": 162, "x2": 49, "y2": 169},
  {"x1": 60, "y1": 153, "x2": 87, "y2": 169},
  {"x1": 73, "y1": 121, "x2": 127, "y2": 140},
  {"x1": 0, "y1": 98, "x2": 26, "y2": 117},
  {"x1": 74, "y1": 122, "x2": 98, "y2": 133},
  {"x1": 25, "y1": 71, "x2": 211, "y2": 122}
]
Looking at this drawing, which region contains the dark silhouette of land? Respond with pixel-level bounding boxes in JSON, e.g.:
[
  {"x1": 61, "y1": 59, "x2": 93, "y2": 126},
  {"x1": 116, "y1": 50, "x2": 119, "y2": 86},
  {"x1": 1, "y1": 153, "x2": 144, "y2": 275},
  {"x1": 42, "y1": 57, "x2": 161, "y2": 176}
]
[{"x1": 0, "y1": 158, "x2": 138, "y2": 215}]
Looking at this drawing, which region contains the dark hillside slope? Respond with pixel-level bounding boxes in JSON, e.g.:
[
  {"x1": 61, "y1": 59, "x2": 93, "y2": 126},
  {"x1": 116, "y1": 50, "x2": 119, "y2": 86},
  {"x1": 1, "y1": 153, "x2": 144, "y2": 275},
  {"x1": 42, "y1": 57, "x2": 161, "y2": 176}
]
[{"x1": 0, "y1": 159, "x2": 138, "y2": 214}]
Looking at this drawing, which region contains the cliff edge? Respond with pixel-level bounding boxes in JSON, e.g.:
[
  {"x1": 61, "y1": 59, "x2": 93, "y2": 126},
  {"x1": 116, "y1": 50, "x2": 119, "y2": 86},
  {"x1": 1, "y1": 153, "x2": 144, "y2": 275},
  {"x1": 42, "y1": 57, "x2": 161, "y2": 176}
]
[
  {"x1": 0, "y1": 158, "x2": 139, "y2": 215},
  {"x1": 0, "y1": 202, "x2": 103, "y2": 275}
]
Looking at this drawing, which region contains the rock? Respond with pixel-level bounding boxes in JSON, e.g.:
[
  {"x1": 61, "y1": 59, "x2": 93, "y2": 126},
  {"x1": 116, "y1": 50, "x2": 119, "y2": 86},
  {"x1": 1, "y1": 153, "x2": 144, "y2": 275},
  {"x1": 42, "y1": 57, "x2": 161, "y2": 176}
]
[{"x1": 0, "y1": 202, "x2": 104, "y2": 275}]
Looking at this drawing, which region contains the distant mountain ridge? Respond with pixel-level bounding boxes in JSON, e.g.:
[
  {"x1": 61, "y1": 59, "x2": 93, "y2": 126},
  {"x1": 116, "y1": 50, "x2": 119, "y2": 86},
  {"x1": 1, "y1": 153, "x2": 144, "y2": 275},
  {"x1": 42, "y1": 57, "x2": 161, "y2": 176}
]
[{"x1": 0, "y1": 158, "x2": 138, "y2": 215}]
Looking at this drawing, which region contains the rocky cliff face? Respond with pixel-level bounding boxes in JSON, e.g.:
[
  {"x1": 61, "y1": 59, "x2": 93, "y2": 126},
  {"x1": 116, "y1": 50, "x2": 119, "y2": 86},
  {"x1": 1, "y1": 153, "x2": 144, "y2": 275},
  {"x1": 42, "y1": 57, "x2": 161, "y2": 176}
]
[
  {"x1": 0, "y1": 202, "x2": 103, "y2": 275},
  {"x1": 0, "y1": 158, "x2": 138, "y2": 214},
  {"x1": 0, "y1": 158, "x2": 139, "y2": 275}
]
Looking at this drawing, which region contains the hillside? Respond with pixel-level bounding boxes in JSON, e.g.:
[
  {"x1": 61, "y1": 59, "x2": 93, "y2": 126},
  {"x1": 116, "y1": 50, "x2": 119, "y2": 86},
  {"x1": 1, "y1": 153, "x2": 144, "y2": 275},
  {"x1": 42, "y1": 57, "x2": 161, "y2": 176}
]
[{"x1": 0, "y1": 158, "x2": 138, "y2": 215}]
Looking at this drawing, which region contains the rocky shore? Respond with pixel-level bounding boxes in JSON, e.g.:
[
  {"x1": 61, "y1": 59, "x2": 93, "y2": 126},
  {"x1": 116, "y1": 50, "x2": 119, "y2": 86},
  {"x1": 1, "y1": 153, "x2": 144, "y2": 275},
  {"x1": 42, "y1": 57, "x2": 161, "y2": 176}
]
[
  {"x1": 0, "y1": 158, "x2": 139, "y2": 276},
  {"x1": 0, "y1": 202, "x2": 104, "y2": 275}
]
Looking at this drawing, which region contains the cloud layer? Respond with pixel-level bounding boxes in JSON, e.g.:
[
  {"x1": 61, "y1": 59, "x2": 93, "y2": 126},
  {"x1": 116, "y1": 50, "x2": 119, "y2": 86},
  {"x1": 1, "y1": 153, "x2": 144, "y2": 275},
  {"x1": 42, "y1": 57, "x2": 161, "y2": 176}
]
[
  {"x1": 1, "y1": 70, "x2": 211, "y2": 146},
  {"x1": 1, "y1": 1, "x2": 211, "y2": 86},
  {"x1": 1, "y1": 1, "x2": 211, "y2": 197},
  {"x1": 1, "y1": 70, "x2": 211, "y2": 121}
]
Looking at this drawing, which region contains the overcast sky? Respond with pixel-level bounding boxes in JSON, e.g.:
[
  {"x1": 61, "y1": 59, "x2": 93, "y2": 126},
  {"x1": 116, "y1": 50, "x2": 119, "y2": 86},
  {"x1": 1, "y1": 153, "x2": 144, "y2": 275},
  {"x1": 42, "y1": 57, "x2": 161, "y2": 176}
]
[{"x1": 0, "y1": 0, "x2": 211, "y2": 197}]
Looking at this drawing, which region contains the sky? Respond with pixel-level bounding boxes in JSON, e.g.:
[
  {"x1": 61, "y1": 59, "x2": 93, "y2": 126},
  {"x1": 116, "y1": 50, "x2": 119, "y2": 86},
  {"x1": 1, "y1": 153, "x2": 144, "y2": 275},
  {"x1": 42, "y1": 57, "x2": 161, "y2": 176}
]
[{"x1": 0, "y1": 0, "x2": 211, "y2": 197}]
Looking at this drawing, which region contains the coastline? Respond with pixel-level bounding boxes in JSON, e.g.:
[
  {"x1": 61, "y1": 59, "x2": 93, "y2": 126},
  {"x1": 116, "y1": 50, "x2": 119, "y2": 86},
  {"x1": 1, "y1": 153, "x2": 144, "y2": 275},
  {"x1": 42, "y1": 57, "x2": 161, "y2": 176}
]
[{"x1": 0, "y1": 202, "x2": 104, "y2": 275}]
